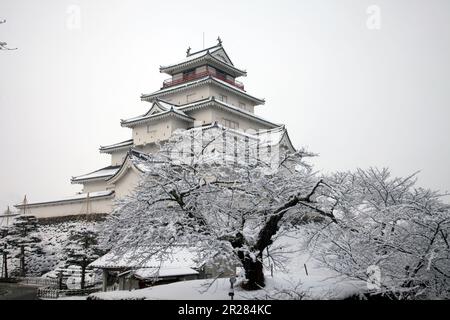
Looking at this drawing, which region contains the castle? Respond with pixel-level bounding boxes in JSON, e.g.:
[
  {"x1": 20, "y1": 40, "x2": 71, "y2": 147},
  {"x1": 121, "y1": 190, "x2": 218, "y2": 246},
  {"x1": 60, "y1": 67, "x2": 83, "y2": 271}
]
[{"x1": 15, "y1": 39, "x2": 295, "y2": 219}]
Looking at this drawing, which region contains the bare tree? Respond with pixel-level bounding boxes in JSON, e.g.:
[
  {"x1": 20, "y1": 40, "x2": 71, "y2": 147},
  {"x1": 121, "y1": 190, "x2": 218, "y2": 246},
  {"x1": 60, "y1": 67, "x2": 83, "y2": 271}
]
[
  {"x1": 0, "y1": 19, "x2": 17, "y2": 51},
  {"x1": 100, "y1": 126, "x2": 336, "y2": 290},
  {"x1": 307, "y1": 168, "x2": 450, "y2": 299}
]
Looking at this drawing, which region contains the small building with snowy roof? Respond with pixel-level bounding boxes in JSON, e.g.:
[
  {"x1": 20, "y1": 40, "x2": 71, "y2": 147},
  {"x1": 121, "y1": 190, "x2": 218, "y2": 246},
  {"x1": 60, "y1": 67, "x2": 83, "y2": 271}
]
[{"x1": 90, "y1": 246, "x2": 209, "y2": 291}]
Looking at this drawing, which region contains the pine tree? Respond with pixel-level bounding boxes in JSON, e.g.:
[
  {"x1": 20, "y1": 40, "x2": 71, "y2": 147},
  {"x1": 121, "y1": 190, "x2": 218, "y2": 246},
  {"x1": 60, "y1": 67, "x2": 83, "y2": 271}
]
[
  {"x1": 64, "y1": 226, "x2": 101, "y2": 289},
  {"x1": 6, "y1": 215, "x2": 42, "y2": 277},
  {"x1": 0, "y1": 227, "x2": 9, "y2": 278}
]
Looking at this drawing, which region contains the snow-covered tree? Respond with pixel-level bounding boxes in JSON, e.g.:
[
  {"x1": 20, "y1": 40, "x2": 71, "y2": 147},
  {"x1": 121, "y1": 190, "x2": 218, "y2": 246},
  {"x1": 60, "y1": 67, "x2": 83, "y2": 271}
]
[
  {"x1": 100, "y1": 126, "x2": 337, "y2": 290},
  {"x1": 307, "y1": 168, "x2": 450, "y2": 299},
  {"x1": 0, "y1": 227, "x2": 9, "y2": 278},
  {"x1": 64, "y1": 225, "x2": 102, "y2": 289},
  {"x1": 6, "y1": 215, "x2": 42, "y2": 277}
]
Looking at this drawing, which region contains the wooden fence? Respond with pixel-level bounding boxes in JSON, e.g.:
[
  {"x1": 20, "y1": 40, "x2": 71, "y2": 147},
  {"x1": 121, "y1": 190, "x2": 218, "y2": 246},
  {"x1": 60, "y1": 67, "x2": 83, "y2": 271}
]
[
  {"x1": 37, "y1": 286, "x2": 102, "y2": 299},
  {"x1": 18, "y1": 277, "x2": 59, "y2": 287}
]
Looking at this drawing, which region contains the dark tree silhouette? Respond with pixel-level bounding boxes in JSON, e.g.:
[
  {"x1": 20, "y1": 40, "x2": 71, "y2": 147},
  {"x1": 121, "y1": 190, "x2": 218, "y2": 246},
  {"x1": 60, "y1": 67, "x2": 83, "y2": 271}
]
[
  {"x1": 6, "y1": 216, "x2": 42, "y2": 277},
  {"x1": 65, "y1": 226, "x2": 102, "y2": 289}
]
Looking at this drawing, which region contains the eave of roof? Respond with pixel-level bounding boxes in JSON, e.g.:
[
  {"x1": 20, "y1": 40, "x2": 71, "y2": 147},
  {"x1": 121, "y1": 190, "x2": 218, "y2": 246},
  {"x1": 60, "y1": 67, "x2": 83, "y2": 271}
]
[
  {"x1": 160, "y1": 53, "x2": 247, "y2": 77},
  {"x1": 71, "y1": 166, "x2": 121, "y2": 184},
  {"x1": 99, "y1": 139, "x2": 134, "y2": 154},
  {"x1": 141, "y1": 76, "x2": 265, "y2": 105},
  {"x1": 121, "y1": 107, "x2": 195, "y2": 128},
  {"x1": 187, "y1": 43, "x2": 223, "y2": 59},
  {"x1": 14, "y1": 190, "x2": 115, "y2": 208},
  {"x1": 89, "y1": 245, "x2": 200, "y2": 269},
  {"x1": 178, "y1": 97, "x2": 278, "y2": 128},
  {"x1": 106, "y1": 149, "x2": 151, "y2": 184},
  {"x1": 160, "y1": 44, "x2": 246, "y2": 76}
]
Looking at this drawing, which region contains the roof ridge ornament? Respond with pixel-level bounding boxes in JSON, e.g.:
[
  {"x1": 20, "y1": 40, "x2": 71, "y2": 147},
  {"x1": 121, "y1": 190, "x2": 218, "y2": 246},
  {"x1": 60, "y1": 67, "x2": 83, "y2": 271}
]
[
  {"x1": 186, "y1": 46, "x2": 191, "y2": 57},
  {"x1": 217, "y1": 36, "x2": 222, "y2": 46}
]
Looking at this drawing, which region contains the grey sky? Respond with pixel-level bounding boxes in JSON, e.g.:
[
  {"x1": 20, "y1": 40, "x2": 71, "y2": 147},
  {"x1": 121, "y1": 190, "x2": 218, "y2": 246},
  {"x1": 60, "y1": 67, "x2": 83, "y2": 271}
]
[{"x1": 1, "y1": 0, "x2": 449, "y2": 210}]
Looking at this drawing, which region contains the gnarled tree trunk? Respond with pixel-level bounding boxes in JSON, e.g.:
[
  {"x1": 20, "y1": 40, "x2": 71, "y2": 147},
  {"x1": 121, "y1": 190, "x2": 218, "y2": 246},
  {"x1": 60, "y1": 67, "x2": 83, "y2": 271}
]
[
  {"x1": 239, "y1": 251, "x2": 265, "y2": 290},
  {"x1": 19, "y1": 245, "x2": 25, "y2": 277}
]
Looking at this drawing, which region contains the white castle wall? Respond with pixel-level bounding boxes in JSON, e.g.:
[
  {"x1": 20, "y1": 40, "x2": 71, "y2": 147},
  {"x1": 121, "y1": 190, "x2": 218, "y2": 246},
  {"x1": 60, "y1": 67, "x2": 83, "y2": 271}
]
[
  {"x1": 113, "y1": 168, "x2": 141, "y2": 199},
  {"x1": 24, "y1": 196, "x2": 114, "y2": 219},
  {"x1": 132, "y1": 118, "x2": 191, "y2": 147},
  {"x1": 209, "y1": 86, "x2": 256, "y2": 112},
  {"x1": 110, "y1": 151, "x2": 128, "y2": 166},
  {"x1": 162, "y1": 86, "x2": 211, "y2": 105},
  {"x1": 211, "y1": 108, "x2": 272, "y2": 131},
  {"x1": 81, "y1": 180, "x2": 109, "y2": 193}
]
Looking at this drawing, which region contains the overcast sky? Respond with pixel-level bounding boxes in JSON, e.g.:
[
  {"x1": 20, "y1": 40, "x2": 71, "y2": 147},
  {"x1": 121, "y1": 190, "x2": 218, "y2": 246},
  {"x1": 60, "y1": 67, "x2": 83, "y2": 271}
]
[{"x1": 0, "y1": 0, "x2": 449, "y2": 210}]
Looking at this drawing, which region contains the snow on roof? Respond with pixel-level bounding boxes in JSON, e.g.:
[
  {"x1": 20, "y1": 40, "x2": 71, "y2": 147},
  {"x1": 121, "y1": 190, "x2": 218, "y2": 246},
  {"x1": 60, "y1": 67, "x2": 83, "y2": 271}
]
[
  {"x1": 72, "y1": 166, "x2": 121, "y2": 182},
  {"x1": 90, "y1": 246, "x2": 201, "y2": 269},
  {"x1": 255, "y1": 126, "x2": 288, "y2": 147},
  {"x1": 15, "y1": 190, "x2": 115, "y2": 208},
  {"x1": 141, "y1": 76, "x2": 264, "y2": 104},
  {"x1": 160, "y1": 49, "x2": 210, "y2": 70},
  {"x1": 184, "y1": 121, "x2": 287, "y2": 145},
  {"x1": 155, "y1": 99, "x2": 174, "y2": 111},
  {"x1": 105, "y1": 149, "x2": 159, "y2": 183},
  {"x1": 133, "y1": 267, "x2": 199, "y2": 280},
  {"x1": 177, "y1": 97, "x2": 278, "y2": 128},
  {"x1": 142, "y1": 75, "x2": 210, "y2": 98},
  {"x1": 160, "y1": 44, "x2": 245, "y2": 76},
  {"x1": 100, "y1": 139, "x2": 133, "y2": 153},
  {"x1": 121, "y1": 106, "x2": 194, "y2": 127}
]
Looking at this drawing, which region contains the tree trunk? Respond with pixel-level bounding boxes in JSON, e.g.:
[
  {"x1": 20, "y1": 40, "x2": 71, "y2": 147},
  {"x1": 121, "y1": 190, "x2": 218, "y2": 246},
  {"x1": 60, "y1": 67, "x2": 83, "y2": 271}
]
[
  {"x1": 81, "y1": 260, "x2": 86, "y2": 290},
  {"x1": 2, "y1": 252, "x2": 7, "y2": 279},
  {"x1": 240, "y1": 252, "x2": 265, "y2": 290},
  {"x1": 20, "y1": 246, "x2": 25, "y2": 277}
]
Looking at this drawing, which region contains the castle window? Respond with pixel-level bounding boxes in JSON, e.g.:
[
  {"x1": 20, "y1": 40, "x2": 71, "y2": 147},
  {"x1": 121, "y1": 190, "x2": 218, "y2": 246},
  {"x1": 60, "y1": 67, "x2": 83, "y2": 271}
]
[
  {"x1": 239, "y1": 102, "x2": 246, "y2": 109},
  {"x1": 218, "y1": 94, "x2": 228, "y2": 103},
  {"x1": 186, "y1": 93, "x2": 196, "y2": 103},
  {"x1": 223, "y1": 118, "x2": 239, "y2": 130},
  {"x1": 148, "y1": 129, "x2": 156, "y2": 139}
]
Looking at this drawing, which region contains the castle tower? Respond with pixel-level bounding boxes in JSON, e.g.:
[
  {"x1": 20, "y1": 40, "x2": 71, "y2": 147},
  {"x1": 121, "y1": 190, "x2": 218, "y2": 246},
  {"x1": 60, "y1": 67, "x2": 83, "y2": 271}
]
[{"x1": 15, "y1": 39, "x2": 294, "y2": 219}]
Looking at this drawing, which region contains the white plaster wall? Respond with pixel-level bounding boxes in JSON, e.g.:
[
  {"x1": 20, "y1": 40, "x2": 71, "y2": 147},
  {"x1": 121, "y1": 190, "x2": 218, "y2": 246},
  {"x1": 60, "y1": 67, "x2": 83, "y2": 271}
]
[
  {"x1": 185, "y1": 108, "x2": 214, "y2": 126},
  {"x1": 211, "y1": 108, "x2": 272, "y2": 131},
  {"x1": 183, "y1": 106, "x2": 272, "y2": 131},
  {"x1": 82, "y1": 180, "x2": 108, "y2": 193},
  {"x1": 133, "y1": 120, "x2": 172, "y2": 146},
  {"x1": 135, "y1": 143, "x2": 160, "y2": 155},
  {"x1": 209, "y1": 86, "x2": 256, "y2": 112},
  {"x1": 113, "y1": 168, "x2": 141, "y2": 199},
  {"x1": 182, "y1": 105, "x2": 271, "y2": 130},
  {"x1": 161, "y1": 86, "x2": 210, "y2": 105},
  {"x1": 133, "y1": 117, "x2": 192, "y2": 147},
  {"x1": 169, "y1": 117, "x2": 191, "y2": 132},
  {"x1": 24, "y1": 197, "x2": 114, "y2": 219},
  {"x1": 110, "y1": 150, "x2": 128, "y2": 166}
]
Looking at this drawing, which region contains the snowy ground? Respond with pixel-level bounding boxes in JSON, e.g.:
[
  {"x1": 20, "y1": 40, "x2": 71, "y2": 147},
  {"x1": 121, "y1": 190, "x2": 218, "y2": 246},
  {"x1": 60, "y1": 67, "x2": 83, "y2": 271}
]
[{"x1": 88, "y1": 229, "x2": 366, "y2": 300}]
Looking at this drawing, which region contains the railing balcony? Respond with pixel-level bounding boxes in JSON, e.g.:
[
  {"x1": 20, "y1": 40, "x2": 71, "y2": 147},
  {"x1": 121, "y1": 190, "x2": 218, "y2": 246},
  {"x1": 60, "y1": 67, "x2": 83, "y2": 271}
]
[{"x1": 162, "y1": 70, "x2": 245, "y2": 91}]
